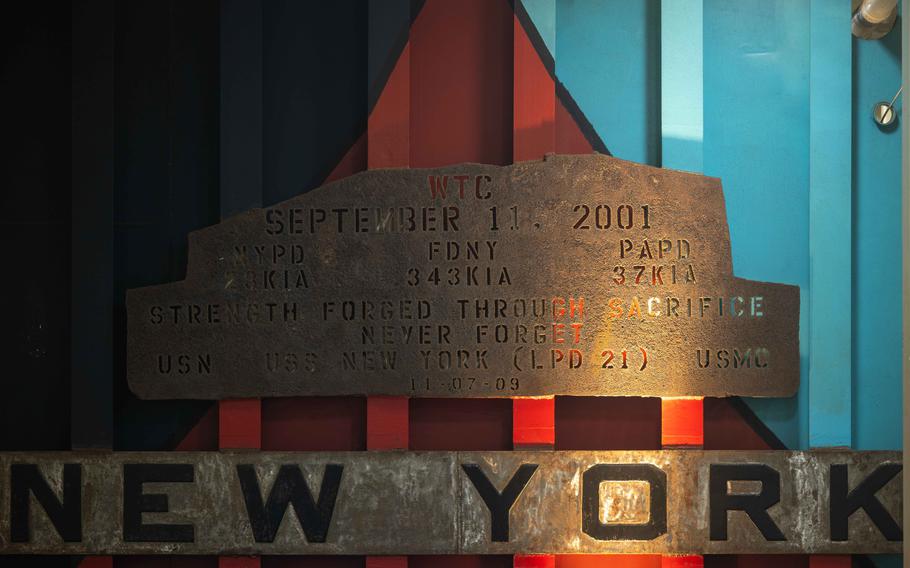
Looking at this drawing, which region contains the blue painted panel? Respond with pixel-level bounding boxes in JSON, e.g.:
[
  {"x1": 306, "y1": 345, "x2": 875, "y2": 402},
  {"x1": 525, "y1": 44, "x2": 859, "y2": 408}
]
[
  {"x1": 852, "y1": 27, "x2": 903, "y2": 451},
  {"x1": 556, "y1": 0, "x2": 902, "y2": 466},
  {"x1": 703, "y1": 0, "x2": 811, "y2": 450},
  {"x1": 808, "y1": 0, "x2": 853, "y2": 449},
  {"x1": 556, "y1": 0, "x2": 660, "y2": 165},
  {"x1": 661, "y1": 0, "x2": 703, "y2": 173}
]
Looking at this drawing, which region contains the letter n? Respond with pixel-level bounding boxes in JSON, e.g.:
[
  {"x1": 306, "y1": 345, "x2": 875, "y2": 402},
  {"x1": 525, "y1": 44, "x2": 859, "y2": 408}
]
[{"x1": 10, "y1": 463, "x2": 82, "y2": 542}]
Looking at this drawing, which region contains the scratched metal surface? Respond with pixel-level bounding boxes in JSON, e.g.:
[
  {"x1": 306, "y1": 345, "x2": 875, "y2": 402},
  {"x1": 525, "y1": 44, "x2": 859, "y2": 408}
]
[
  {"x1": 126, "y1": 154, "x2": 799, "y2": 399},
  {"x1": 0, "y1": 450, "x2": 898, "y2": 555}
]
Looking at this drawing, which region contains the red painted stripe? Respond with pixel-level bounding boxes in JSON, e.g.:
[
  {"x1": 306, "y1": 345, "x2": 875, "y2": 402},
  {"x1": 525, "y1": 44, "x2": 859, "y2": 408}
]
[
  {"x1": 369, "y1": 42, "x2": 410, "y2": 169},
  {"x1": 262, "y1": 397, "x2": 366, "y2": 451},
  {"x1": 513, "y1": 14, "x2": 555, "y2": 162},
  {"x1": 661, "y1": 398, "x2": 704, "y2": 448},
  {"x1": 513, "y1": 397, "x2": 555, "y2": 448},
  {"x1": 367, "y1": 396, "x2": 410, "y2": 450},
  {"x1": 219, "y1": 398, "x2": 261, "y2": 450},
  {"x1": 558, "y1": 554, "x2": 660, "y2": 568},
  {"x1": 514, "y1": 555, "x2": 555, "y2": 568},
  {"x1": 410, "y1": 0, "x2": 513, "y2": 167},
  {"x1": 555, "y1": 397, "x2": 661, "y2": 450},
  {"x1": 410, "y1": 398, "x2": 513, "y2": 450},
  {"x1": 704, "y1": 398, "x2": 776, "y2": 450},
  {"x1": 660, "y1": 556, "x2": 703, "y2": 568},
  {"x1": 368, "y1": 556, "x2": 409, "y2": 568}
]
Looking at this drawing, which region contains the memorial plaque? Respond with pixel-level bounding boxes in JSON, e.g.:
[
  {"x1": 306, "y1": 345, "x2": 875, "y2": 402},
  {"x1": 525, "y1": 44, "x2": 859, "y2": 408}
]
[
  {"x1": 127, "y1": 154, "x2": 799, "y2": 399},
  {"x1": 0, "y1": 450, "x2": 899, "y2": 555}
]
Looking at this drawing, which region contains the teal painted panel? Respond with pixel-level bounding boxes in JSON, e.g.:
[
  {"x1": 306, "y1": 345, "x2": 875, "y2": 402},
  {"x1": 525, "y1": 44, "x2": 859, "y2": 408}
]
[
  {"x1": 661, "y1": 0, "x2": 703, "y2": 173},
  {"x1": 557, "y1": 0, "x2": 901, "y2": 465},
  {"x1": 808, "y1": 0, "x2": 853, "y2": 449},
  {"x1": 703, "y1": 0, "x2": 811, "y2": 450},
  {"x1": 555, "y1": 4, "x2": 902, "y2": 558},
  {"x1": 870, "y1": 555, "x2": 902, "y2": 568},
  {"x1": 852, "y1": 27, "x2": 903, "y2": 451},
  {"x1": 556, "y1": 0, "x2": 660, "y2": 165}
]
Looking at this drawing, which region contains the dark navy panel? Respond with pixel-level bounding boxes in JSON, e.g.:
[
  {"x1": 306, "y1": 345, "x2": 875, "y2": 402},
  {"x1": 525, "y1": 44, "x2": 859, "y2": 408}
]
[
  {"x1": 262, "y1": 0, "x2": 368, "y2": 205},
  {"x1": 113, "y1": 0, "x2": 220, "y2": 450},
  {"x1": 0, "y1": 2, "x2": 72, "y2": 451},
  {"x1": 221, "y1": 0, "x2": 264, "y2": 218},
  {"x1": 72, "y1": 0, "x2": 114, "y2": 449}
]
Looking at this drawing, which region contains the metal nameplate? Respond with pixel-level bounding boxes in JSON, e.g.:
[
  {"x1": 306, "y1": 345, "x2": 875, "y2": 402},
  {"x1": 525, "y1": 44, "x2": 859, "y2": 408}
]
[
  {"x1": 127, "y1": 154, "x2": 800, "y2": 399},
  {"x1": 0, "y1": 450, "x2": 898, "y2": 555}
]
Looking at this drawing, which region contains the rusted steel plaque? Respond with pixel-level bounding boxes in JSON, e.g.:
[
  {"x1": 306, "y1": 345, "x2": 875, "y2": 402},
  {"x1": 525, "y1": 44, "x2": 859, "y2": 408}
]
[
  {"x1": 126, "y1": 154, "x2": 799, "y2": 399},
  {"x1": 0, "y1": 450, "x2": 898, "y2": 555}
]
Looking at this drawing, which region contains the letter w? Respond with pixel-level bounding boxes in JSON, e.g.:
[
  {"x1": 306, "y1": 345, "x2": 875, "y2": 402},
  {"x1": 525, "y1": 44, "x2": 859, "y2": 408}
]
[
  {"x1": 429, "y1": 175, "x2": 449, "y2": 199},
  {"x1": 237, "y1": 464, "x2": 343, "y2": 543}
]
